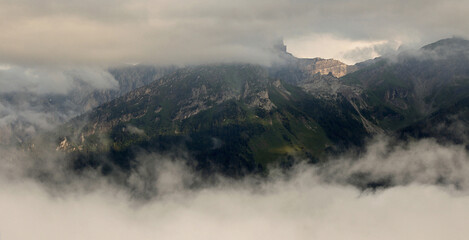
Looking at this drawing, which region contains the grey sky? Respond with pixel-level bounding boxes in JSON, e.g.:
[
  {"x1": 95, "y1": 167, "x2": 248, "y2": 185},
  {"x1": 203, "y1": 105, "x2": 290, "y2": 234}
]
[{"x1": 0, "y1": 0, "x2": 468, "y2": 66}]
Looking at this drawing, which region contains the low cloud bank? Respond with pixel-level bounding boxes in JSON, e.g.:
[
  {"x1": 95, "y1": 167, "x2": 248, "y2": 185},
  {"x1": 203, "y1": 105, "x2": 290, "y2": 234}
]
[{"x1": 1, "y1": 137, "x2": 469, "y2": 239}]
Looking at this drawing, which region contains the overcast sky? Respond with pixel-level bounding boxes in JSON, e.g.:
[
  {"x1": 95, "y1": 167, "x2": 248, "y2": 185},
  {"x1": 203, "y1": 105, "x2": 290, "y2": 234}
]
[{"x1": 0, "y1": 0, "x2": 468, "y2": 66}]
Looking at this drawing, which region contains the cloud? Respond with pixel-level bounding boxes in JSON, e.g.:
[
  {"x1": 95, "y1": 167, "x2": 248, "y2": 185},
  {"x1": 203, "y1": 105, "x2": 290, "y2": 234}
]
[
  {"x1": 0, "y1": 101, "x2": 63, "y2": 130},
  {"x1": 1, "y1": 135, "x2": 469, "y2": 239},
  {"x1": 0, "y1": 65, "x2": 119, "y2": 144},
  {"x1": 0, "y1": 65, "x2": 118, "y2": 94},
  {"x1": 1, "y1": 157, "x2": 469, "y2": 239},
  {"x1": 320, "y1": 137, "x2": 469, "y2": 189},
  {"x1": 124, "y1": 125, "x2": 147, "y2": 136},
  {"x1": 0, "y1": 0, "x2": 468, "y2": 66},
  {"x1": 284, "y1": 35, "x2": 400, "y2": 64},
  {"x1": 341, "y1": 40, "x2": 401, "y2": 63}
]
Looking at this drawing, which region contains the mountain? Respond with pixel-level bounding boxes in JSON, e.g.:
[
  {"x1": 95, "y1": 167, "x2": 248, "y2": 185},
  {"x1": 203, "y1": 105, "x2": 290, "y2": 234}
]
[
  {"x1": 272, "y1": 41, "x2": 358, "y2": 84},
  {"x1": 0, "y1": 65, "x2": 175, "y2": 145},
  {"x1": 46, "y1": 37, "x2": 469, "y2": 178},
  {"x1": 79, "y1": 65, "x2": 176, "y2": 112},
  {"x1": 341, "y1": 37, "x2": 469, "y2": 131},
  {"x1": 296, "y1": 58, "x2": 357, "y2": 78},
  {"x1": 400, "y1": 96, "x2": 469, "y2": 145},
  {"x1": 56, "y1": 64, "x2": 367, "y2": 176},
  {"x1": 421, "y1": 37, "x2": 469, "y2": 53}
]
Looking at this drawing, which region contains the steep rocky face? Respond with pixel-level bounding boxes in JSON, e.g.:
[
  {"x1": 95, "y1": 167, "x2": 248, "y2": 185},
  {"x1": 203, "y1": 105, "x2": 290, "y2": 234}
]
[
  {"x1": 297, "y1": 58, "x2": 358, "y2": 78},
  {"x1": 271, "y1": 40, "x2": 358, "y2": 81},
  {"x1": 295, "y1": 73, "x2": 361, "y2": 99}
]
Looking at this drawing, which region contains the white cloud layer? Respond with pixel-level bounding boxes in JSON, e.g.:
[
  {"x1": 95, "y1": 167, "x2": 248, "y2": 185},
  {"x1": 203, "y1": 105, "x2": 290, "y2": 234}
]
[
  {"x1": 1, "y1": 137, "x2": 469, "y2": 240},
  {"x1": 1, "y1": 168, "x2": 469, "y2": 240}
]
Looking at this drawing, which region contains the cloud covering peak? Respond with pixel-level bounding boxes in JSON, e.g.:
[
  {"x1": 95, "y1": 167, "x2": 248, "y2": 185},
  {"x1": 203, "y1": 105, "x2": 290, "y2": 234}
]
[{"x1": 1, "y1": 0, "x2": 468, "y2": 66}]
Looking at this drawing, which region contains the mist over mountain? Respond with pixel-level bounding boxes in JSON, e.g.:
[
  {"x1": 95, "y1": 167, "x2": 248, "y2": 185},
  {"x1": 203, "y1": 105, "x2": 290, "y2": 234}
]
[{"x1": 0, "y1": 65, "x2": 178, "y2": 145}]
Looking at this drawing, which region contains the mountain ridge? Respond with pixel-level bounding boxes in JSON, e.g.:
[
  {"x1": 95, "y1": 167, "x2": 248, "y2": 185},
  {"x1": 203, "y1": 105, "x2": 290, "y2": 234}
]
[{"x1": 30, "y1": 37, "x2": 469, "y2": 177}]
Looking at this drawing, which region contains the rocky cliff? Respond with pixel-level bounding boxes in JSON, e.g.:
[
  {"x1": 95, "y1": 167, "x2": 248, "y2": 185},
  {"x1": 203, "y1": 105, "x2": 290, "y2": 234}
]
[{"x1": 298, "y1": 58, "x2": 358, "y2": 78}]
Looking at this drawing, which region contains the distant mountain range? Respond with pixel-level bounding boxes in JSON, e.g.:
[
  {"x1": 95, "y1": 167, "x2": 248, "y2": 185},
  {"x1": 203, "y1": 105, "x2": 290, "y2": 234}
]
[{"x1": 26, "y1": 37, "x2": 469, "y2": 177}]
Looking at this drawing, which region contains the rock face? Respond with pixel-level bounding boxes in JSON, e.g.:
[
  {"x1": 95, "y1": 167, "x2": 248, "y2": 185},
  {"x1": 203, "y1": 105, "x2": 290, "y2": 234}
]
[
  {"x1": 273, "y1": 40, "x2": 358, "y2": 78},
  {"x1": 270, "y1": 43, "x2": 361, "y2": 100},
  {"x1": 296, "y1": 73, "x2": 362, "y2": 99},
  {"x1": 298, "y1": 58, "x2": 358, "y2": 78}
]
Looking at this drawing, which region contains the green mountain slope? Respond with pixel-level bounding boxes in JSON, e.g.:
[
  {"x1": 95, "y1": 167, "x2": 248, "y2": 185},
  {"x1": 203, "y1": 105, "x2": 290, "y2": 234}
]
[{"x1": 57, "y1": 64, "x2": 367, "y2": 176}]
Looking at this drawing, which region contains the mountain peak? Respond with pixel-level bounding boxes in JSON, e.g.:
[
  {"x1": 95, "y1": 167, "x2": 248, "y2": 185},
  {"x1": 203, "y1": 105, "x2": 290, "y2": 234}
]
[
  {"x1": 273, "y1": 39, "x2": 288, "y2": 53},
  {"x1": 421, "y1": 37, "x2": 469, "y2": 51}
]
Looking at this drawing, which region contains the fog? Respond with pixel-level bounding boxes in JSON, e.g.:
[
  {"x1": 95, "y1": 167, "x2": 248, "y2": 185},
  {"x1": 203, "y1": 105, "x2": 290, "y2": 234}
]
[
  {"x1": 0, "y1": 65, "x2": 120, "y2": 145},
  {"x1": 0, "y1": 65, "x2": 118, "y2": 94},
  {"x1": 1, "y1": 136, "x2": 469, "y2": 240}
]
